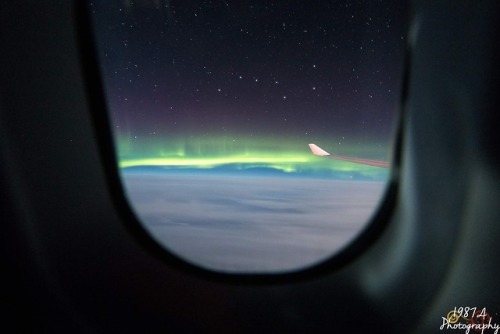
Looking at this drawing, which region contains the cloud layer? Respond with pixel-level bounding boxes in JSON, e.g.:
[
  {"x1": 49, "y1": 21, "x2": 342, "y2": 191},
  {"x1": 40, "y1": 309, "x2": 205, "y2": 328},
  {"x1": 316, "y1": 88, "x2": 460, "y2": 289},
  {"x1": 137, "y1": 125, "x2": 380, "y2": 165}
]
[{"x1": 123, "y1": 173, "x2": 386, "y2": 273}]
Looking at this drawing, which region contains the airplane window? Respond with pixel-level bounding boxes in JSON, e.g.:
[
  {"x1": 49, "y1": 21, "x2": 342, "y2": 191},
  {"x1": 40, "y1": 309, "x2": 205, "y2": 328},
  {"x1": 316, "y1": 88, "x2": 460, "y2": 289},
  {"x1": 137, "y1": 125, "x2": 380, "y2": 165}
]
[{"x1": 89, "y1": 0, "x2": 407, "y2": 273}]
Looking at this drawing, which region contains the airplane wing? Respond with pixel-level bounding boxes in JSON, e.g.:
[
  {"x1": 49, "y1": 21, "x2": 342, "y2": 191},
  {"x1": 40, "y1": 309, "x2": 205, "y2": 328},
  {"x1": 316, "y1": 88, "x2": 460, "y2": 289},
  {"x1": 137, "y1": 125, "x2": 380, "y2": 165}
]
[{"x1": 308, "y1": 143, "x2": 389, "y2": 168}]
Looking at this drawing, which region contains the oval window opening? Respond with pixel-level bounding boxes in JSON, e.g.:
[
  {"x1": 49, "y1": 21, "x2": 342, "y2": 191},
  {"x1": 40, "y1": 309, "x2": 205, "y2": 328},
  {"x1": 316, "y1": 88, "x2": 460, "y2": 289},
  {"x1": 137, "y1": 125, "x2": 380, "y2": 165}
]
[{"x1": 89, "y1": 0, "x2": 407, "y2": 273}]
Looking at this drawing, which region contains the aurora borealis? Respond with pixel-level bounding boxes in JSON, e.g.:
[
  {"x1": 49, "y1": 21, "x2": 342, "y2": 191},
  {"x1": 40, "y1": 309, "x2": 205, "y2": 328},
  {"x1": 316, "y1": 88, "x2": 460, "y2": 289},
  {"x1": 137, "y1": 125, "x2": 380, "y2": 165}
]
[
  {"x1": 116, "y1": 135, "x2": 390, "y2": 180},
  {"x1": 90, "y1": 0, "x2": 407, "y2": 181}
]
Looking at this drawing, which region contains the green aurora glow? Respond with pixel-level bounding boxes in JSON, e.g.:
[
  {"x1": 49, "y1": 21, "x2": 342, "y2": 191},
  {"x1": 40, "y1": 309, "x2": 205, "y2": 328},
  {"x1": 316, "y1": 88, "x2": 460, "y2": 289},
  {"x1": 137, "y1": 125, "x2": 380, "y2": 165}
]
[{"x1": 116, "y1": 135, "x2": 390, "y2": 180}]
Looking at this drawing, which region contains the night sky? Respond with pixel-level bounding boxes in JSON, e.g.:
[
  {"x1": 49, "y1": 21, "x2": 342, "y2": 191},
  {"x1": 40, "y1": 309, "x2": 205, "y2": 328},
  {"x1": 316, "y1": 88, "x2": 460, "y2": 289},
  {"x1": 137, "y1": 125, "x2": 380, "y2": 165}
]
[{"x1": 90, "y1": 0, "x2": 407, "y2": 179}]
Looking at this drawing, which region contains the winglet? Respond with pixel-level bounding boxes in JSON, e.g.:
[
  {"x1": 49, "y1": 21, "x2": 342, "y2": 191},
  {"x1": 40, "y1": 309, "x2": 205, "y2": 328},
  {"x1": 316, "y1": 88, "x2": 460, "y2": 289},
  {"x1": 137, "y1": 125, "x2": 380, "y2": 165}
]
[
  {"x1": 308, "y1": 143, "x2": 389, "y2": 168},
  {"x1": 308, "y1": 143, "x2": 331, "y2": 156}
]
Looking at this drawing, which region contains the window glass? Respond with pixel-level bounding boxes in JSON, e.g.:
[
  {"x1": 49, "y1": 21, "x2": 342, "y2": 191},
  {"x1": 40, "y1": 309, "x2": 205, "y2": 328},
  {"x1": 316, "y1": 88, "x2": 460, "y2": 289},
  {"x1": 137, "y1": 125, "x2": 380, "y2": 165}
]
[{"x1": 90, "y1": 0, "x2": 407, "y2": 272}]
